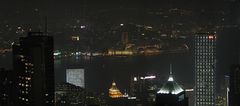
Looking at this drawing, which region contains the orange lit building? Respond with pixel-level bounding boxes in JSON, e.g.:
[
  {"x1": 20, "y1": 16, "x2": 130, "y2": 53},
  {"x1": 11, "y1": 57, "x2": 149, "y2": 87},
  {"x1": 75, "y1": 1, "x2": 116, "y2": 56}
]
[{"x1": 109, "y1": 81, "x2": 123, "y2": 98}]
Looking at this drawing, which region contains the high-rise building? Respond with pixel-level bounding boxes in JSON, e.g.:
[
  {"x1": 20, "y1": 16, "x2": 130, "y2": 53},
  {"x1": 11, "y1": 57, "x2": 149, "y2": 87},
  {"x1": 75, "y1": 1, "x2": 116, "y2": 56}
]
[
  {"x1": 156, "y1": 65, "x2": 188, "y2": 106},
  {"x1": 13, "y1": 32, "x2": 54, "y2": 106},
  {"x1": 229, "y1": 64, "x2": 240, "y2": 106},
  {"x1": 0, "y1": 68, "x2": 16, "y2": 106},
  {"x1": 66, "y1": 69, "x2": 85, "y2": 88},
  {"x1": 109, "y1": 81, "x2": 123, "y2": 99},
  {"x1": 194, "y1": 33, "x2": 217, "y2": 106},
  {"x1": 55, "y1": 82, "x2": 85, "y2": 106},
  {"x1": 223, "y1": 75, "x2": 230, "y2": 106},
  {"x1": 121, "y1": 32, "x2": 129, "y2": 45},
  {"x1": 129, "y1": 75, "x2": 160, "y2": 105}
]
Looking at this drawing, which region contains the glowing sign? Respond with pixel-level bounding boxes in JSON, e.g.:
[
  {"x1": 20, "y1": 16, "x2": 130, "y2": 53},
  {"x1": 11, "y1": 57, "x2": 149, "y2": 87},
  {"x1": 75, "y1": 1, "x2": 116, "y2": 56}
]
[
  {"x1": 66, "y1": 69, "x2": 85, "y2": 88},
  {"x1": 140, "y1": 76, "x2": 156, "y2": 79},
  {"x1": 54, "y1": 52, "x2": 61, "y2": 56},
  {"x1": 185, "y1": 89, "x2": 194, "y2": 92},
  {"x1": 80, "y1": 25, "x2": 86, "y2": 29},
  {"x1": 128, "y1": 97, "x2": 136, "y2": 99},
  {"x1": 134, "y1": 77, "x2": 137, "y2": 81},
  {"x1": 208, "y1": 35, "x2": 215, "y2": 39}
]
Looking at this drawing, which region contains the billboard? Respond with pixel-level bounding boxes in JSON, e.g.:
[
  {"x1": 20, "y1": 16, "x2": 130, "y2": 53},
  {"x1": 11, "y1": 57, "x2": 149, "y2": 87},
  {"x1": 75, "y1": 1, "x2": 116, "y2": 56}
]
[{"x1": 66, "y1": 69, "x2": 85, "y2": 88}]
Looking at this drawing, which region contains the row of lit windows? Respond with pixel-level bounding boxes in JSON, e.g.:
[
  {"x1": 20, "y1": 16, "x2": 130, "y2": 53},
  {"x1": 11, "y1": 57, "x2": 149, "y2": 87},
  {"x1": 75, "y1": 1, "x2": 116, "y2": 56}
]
[
  {"x1": 196, "y1": 84, "x2": 214, "y2": 87},
  {"x1": 195, "y1": 50, "x2": 215, "y2": 52},
  {"x1": 195, "y1": 42, "x2": 216, "y2": 46},
  {"x1": 195, "y1": 52, "x2": 215, "y2": 54},
  {"x1": 196, "y1": 62, "x2": 215, "y2": 64},
  {"x1": 197, "y1": 72, "x2": 215, "y2": 75},
  {"x1": 196, "y1": 70, "x2": 215, "y2": 72},
  {"x1": 197, "y1": 72, "x2": 215, "y2": 74},
  {"x1": 196, "y1": 78, "x2": 214, "y2": 81},
  {"x1": 196, "y1": 101, "x2": 214, "y2": 105},
  {"x1": 196, "y1": 85, "x2": 214, "y2": 89},
  {"x1": 195, "y1": 42, "x2": 216, "y2": 45},
  {"x1": 195, "y1": 56, "x2": 215, "y2": 59},
  {"x1": 20, "y1": 90, "x2": 29, "y2": 94},
  {"x1": 195, "y1": 38, "x2": 216, "y2": 41},
  {"x1": 195, "y1": 48, "x2": 215, "y2": 51},
  {"x1": 196, "y1": 63, "x2": 215, "y2": 65},
  {"x1": 25, "y1": 70, "x2": 34, "y2": 74},
  {"x1": 196, "y1": 80, "x2": 214, "y2": 83},
  {"x1": 197, "y1": 73, "x2": 214, "y2": 76},
  {"x1": 196, "y1": 35, "x2": 216, "y2": 38},
  {"x1": 197, "y1": 71, "x2": 215, "y2": 74},
  {"x1": 196, "y1": 92, "x2": 214, "y2": 96},
  {"x1": 195, "y1": 51, "x2": 215, "y2": 54},
  {"x1": 196, "y1": 97, "x2": 214, "y2": 100},
  {"x1": 24, "y1": 63, "x2": 33, "y2": 66},
  {"x1": 197, "y1": 89, "x2": 214, "y2": 93},
  {"x1": 195, "y1": 55, "x2": 215, "y2": 57},
  {"x1": 18, "y1": 76, "x2": 31, "y2": 81},
  {"x1": 18, "y1": 83, "x2": 30, "y2": 87},
  {"x1": 196, "y1": 68, "x2": 215, "y2": 70},
  {"x1": 195, "y1": 46, "x2": 216, "y2": 49},
  {"x1": 196, "y1": 63, "x2": 214, "y2": 65},
  {"x1": 195, "y1": 44, "x2": 216, "y2": 47},
  {"x1": 18, "y1": 97, "x2": 29, "y2": 102},
  {"x1": 195, "y1": 58, "x2": 215, "y2": 61}
]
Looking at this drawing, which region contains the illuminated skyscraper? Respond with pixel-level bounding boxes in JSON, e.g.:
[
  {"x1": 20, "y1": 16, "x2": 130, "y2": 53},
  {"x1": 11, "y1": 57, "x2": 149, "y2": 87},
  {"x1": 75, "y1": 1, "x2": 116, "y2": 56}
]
[
  {"x1": 66, "y1": 69, "x2": 85, "y2": 88},
  {"x1": 156, "y1": 64, "x2": 188, "y2": 106},
  {"x1": 109, "y1": 81, "x2": 123, "y2": 98},
  {"x1": 194, "y1": 33, "x2": 216, "y2": 106},
  {"x1": 13, "y1": 32, "x2": 54, "y2": 106}
]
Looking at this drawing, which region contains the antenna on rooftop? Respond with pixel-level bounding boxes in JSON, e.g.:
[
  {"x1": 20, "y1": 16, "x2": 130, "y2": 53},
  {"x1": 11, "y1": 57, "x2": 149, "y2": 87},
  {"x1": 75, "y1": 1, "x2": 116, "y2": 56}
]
[
  {"x1": 44, "y1": 16, "x2": 48, "y2": 33},
  {"x1": 170, "y1": 64, "x2": 173, "y2": 75}
]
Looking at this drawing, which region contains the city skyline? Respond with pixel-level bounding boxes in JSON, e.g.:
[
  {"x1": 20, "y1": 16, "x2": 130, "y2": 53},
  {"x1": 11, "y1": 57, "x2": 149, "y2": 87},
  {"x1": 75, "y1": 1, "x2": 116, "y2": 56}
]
[{"x1": 1, "y1": 0, "x2": 240, "y2": 106}]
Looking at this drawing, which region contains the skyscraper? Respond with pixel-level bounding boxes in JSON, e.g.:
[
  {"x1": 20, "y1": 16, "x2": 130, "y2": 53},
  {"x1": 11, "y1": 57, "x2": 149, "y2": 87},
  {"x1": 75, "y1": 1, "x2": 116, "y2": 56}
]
[
  {"x1": 194, "y1": 33, "x2": 216, "y2": 106},
  {"x1": 129, "y1": 75, "x2": 160, "y2": 105},
  {"x1": 156, "y1": 64, "x2": 188, "y2": 106},
  {"x1": 0, "y1": 68, "x2": 16, "y2": 106},
  {"x1": 13, "y1": 32, "x2": 54, "y2": 106},
  {"x1": 229, "y1": 64, "x2": 240, "y2": 106},
  {"x1": 66, "y1": 69, "x2": 85, "y2": 88},
  {"x1": 109, "y1": 81, "x2": 123, "y2": 99}
]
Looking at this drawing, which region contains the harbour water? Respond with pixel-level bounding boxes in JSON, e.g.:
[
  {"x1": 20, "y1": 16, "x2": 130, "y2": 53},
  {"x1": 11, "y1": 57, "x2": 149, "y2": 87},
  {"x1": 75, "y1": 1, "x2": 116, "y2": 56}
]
[{"x1": 0, "y1": 52, "x2": 194, "y2": 93}]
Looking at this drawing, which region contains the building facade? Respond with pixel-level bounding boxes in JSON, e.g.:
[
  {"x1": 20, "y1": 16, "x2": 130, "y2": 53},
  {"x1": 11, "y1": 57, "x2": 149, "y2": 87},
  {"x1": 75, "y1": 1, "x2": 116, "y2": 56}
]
[
  {"x1": 13, "y1": 32, "x2": 54, "y2": 106},
  {"x1": 0, "y1": 68, "x2": 16, "y2": 106},
  {"x1": 229, "y1": 64, "x2": 240, "y2": 106},
  {"x1": 156, "y1": 65, "x2": 188, "y2": 106},
  {"x1": 55, "y1": 82, "x2": 85, "y2": 106},
  {"x1": 129, "y1": 75, "x2": 160, "y2": 105},
  {"x1": 194, "y1": 33, "x2": 217, "y2": 106},
  {"x1": 109, "y1": 81, "x2": 123, "y2": 99}
]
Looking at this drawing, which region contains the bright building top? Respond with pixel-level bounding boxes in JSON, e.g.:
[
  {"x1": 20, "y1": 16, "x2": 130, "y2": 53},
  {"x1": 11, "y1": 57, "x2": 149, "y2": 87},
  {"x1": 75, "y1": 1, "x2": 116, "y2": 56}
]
[
  {"x1": 109, "y1": 81, "x2": 123, "y2": 98},
  {"x1": 157, "y1": 64, "x2": 184, "y2": 95}
]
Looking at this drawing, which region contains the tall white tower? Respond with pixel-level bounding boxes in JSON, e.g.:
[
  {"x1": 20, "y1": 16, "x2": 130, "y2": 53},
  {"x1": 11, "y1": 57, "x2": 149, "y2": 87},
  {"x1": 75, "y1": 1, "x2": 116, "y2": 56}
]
[{"x1": 194, "y1": 33, "x2": 217, "y2": 106}]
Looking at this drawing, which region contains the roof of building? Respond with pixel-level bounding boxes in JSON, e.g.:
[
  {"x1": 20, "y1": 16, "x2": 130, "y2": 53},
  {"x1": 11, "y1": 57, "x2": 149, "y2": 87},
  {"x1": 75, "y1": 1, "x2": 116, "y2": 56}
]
[
  {"x1": 157, "y1": 64, "x2": 184, "y2": 95},
  {"x1": 109, "y1": 81, "x2": 123, "y2": 98}
]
